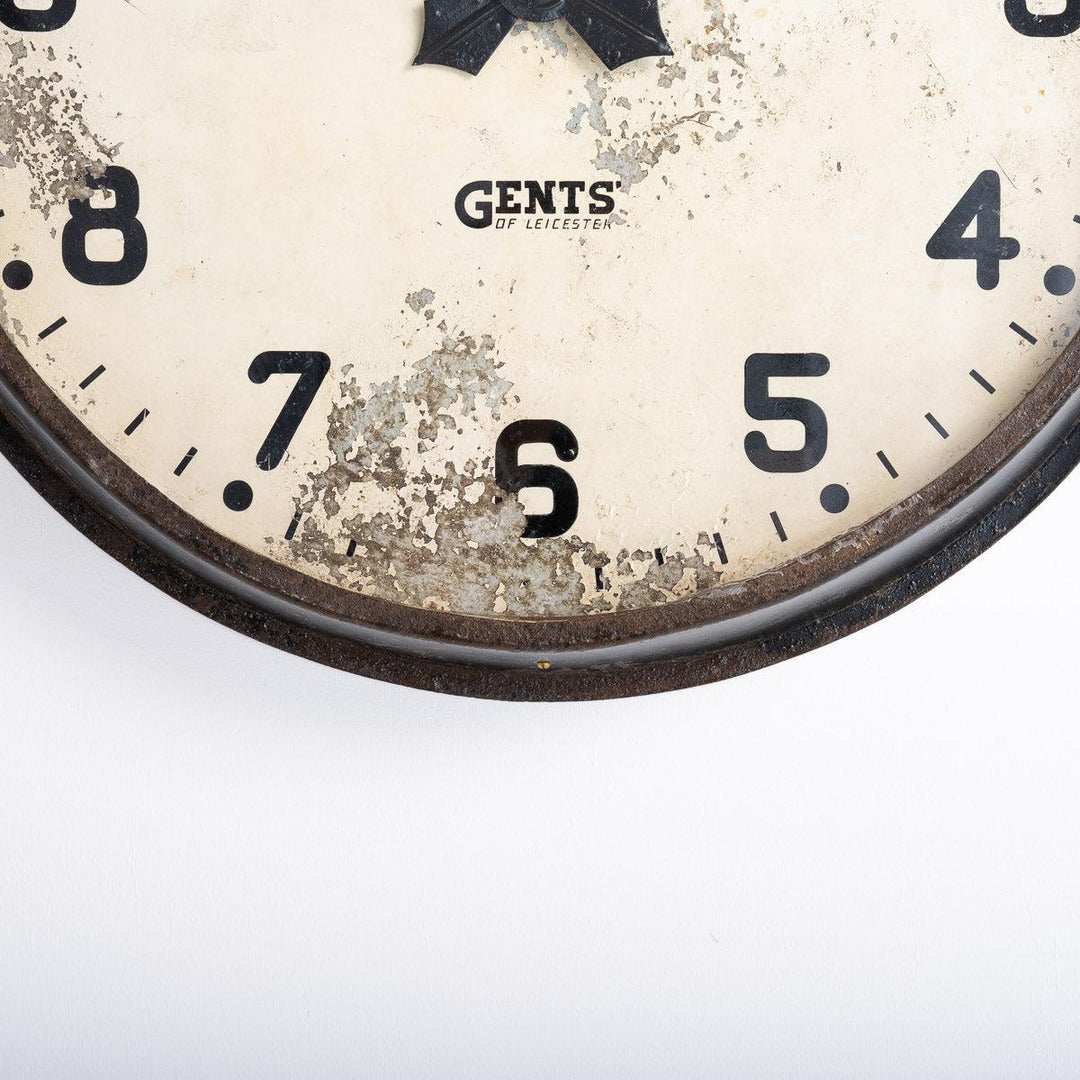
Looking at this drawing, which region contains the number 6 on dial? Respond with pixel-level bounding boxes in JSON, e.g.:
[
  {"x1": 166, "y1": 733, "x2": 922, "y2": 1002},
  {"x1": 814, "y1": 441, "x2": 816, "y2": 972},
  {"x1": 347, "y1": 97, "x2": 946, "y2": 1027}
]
[{"x1": 495, "y1": 420, "x2": 579, "y2": 539}]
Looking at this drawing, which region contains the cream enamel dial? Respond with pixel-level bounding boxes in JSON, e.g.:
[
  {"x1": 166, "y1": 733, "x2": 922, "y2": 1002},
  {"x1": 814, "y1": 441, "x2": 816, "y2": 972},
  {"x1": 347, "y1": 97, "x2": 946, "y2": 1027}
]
[{"x1": 0, "y1": 0, "x2": 1078, "y2": 697}]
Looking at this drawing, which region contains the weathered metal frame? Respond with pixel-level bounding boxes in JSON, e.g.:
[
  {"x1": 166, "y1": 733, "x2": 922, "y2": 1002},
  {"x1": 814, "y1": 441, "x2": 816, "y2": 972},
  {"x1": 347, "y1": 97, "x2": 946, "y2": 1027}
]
[{"x1": 1, "y1": 326, "x2": 1078, "y2": 700}]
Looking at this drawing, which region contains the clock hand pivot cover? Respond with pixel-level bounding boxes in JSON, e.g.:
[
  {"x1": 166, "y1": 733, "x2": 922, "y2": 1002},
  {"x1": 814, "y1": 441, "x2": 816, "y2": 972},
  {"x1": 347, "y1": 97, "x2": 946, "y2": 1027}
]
[{"x1": 414, "y1": 0, "x2": 674, "y2": 74}]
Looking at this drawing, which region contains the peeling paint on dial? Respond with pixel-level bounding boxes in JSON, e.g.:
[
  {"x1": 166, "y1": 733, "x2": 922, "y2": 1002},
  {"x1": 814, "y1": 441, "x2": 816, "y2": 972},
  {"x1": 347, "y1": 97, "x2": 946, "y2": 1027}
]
[
  {"x1": 281, "y1": 291, "x2": 729, "y2": 617},
  {"x1": 0, "y1": 0, "x2": 1076, "y2": 630},
  {"x1": 0, "y1": 38, "x2": 115, "y2": 217},
  {"x1": 564, "y1": 0, "x2": 778, "y2": 192}
]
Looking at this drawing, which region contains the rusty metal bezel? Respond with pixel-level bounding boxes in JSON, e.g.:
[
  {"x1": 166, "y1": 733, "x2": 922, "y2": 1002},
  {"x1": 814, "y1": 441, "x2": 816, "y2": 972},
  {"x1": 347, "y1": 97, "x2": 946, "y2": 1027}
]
[{"x1": 1, "y1": 324, "x2": 1078, "y2": 700}]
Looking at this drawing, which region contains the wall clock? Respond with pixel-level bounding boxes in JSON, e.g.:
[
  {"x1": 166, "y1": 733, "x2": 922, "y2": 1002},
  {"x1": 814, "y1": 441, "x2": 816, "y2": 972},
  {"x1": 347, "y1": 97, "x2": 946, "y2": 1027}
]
[{"x1": 0, "y1": 0, "x2": 1078, "y2": 701}]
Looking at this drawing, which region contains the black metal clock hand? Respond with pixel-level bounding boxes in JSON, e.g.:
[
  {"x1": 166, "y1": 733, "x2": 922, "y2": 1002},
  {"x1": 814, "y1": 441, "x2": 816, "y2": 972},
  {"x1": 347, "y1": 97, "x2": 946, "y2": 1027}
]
[
  {"x1": 413, "y1": 0, "x2": 516, "y2": 77},
  {"x1": 564, "y1": 0, "x2": 674, "y2": 69},
  {"x1": 414, "y1": 0, "x2": 673, "y2": 75}
]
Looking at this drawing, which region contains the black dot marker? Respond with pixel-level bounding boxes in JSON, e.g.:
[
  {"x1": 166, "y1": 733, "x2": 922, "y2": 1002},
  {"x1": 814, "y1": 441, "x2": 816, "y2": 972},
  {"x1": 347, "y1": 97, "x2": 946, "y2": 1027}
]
[
  {"x1": 820, "y1": 484, "x2": 850, "y2": 514},
  {"x1": 223, "y1": 480, "x2": 254, "y2": 512},
  {"x1": 2, "y1": 260, "x2": 32, "y2": 291},
  {"x1": 1044, "y1": 265, "x2": 1076, "y2": 297}
]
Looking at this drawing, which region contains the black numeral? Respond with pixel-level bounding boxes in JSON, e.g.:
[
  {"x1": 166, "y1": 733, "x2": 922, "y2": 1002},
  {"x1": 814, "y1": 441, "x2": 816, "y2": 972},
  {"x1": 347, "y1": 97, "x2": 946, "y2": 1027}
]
[
  {"x1": 62, "y1": 166, "x2": 148, "y2": 286},
  {"x1": 1006, "y1": 0, "x2": 1080, "y2": 37},
  {"x1": 744, "y1": 353, "x2": 830, "y2": 473},
  {"x1": 495, "y1": 420, "x2": 579, "y2": 538},
  {"x1": 249, "y1": 352, "x2": 331, "y2": 471},
  {"x1": 926, "y1": 171, "x2": 1020, "y2": 290},
  {"x1": 0, "y1": 0, "x2": 75, "y2": 32}
]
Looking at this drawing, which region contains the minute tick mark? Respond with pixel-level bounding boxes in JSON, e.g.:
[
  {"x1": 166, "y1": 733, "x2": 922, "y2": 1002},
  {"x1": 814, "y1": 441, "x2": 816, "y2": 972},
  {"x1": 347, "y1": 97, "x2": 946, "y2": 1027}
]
[
  {"x1": 770, "y1": 511, "x2": 788, "y2": 543},
  {"x1": 79, "y1": 365, "x2": 105, "y2": 390},
  {"x1": 1010, "y1": 322, "x2": 1037, "y2": 345},
  {"x1": 877, "y1": 450, "x2": 899, "y2": 479},
  {"x1": 285, "y1": 510, "x2": 303, "y2": 541},
  {"x1": 712, "y1": 532, "x2": 728, "y2": 565},
  {"x1": 925, "y1": 413, "x2": 949, "y2": 439},
  {"x1": 38, "y1": 317, "x2": 67, "y2": 340},
  {"x1": 174, "y1": 447, "x2": 198, "y2": 476},
  {"x1": 124, "y1": 409, "x2": 149, "y2": 436}
]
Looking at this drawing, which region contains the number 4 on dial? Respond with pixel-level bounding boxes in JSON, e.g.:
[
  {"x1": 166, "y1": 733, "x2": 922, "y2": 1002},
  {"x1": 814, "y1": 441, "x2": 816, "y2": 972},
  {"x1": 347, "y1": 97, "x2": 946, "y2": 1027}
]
[{"x1": 926, "y1": 171, "x2": 1020, "y2": 290}]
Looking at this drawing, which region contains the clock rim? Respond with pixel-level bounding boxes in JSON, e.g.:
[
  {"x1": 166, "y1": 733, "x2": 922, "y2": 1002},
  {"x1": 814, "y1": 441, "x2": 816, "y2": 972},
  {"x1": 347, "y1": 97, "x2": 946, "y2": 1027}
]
[{"x1": 0, "y1": 326, "x2": 1078, "y2": 700}]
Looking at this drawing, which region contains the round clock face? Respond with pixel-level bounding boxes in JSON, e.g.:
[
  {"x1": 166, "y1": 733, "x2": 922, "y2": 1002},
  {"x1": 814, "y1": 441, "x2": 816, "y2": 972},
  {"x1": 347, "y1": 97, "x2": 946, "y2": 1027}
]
[{"x1": 0, "y1": 0, "x2": 1078, "y2": 698}]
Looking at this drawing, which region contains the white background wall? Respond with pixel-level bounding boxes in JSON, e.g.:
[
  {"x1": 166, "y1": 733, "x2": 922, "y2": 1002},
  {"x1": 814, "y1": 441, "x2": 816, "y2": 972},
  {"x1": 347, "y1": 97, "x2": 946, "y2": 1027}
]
[{"x1": 1, "y1": 452, "x2": 1079, "y2": 1078}]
